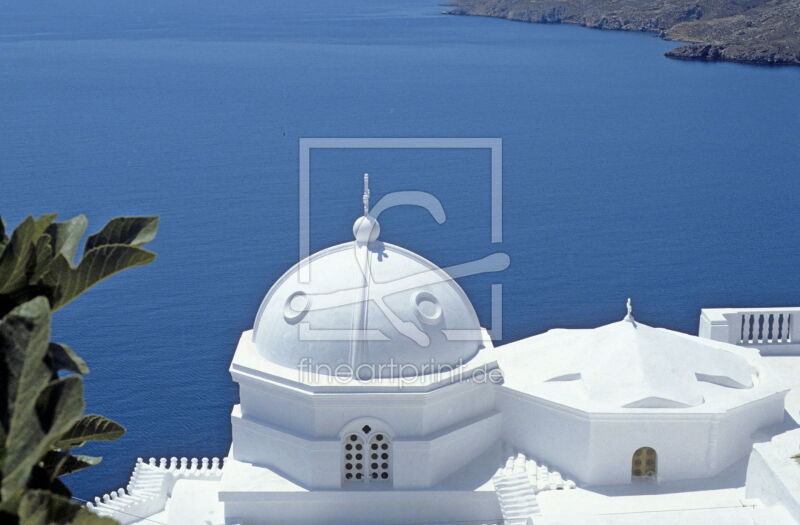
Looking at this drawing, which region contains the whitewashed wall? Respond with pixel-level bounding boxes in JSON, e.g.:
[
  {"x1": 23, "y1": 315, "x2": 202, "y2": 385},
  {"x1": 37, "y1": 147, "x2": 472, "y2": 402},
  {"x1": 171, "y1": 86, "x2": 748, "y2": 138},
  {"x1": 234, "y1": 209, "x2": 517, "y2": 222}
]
[
  {"x1": 223, "y1": 490, "x2": 501, "y2": 525},
  {"x1": 496, "y1": 388, "x2": 590, "y2": 483},
  {"x1": 586, "y1": 414, "x2": 715, "y2": 484},
  {"x1": 714, "y1": 392, "x2": 787, "y2": 471},
  {"x1": 231, "y1": 372, "x2": 499, "y2": 489},
  {"x1": 746, "y1": 428, "x2": 800, "y2": 523},
  {"x1": 235, "y1": 370, "x2": 496, "y2": 437},
  {"x1": 496, "y1": 386, "x2": 786, "y2": 486}
]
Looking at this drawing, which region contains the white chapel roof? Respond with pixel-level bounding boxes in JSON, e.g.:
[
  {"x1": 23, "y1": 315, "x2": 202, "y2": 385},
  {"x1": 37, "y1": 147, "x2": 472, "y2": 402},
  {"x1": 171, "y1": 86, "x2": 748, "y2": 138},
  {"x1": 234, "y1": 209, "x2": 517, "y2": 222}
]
[
  {"x1": 251, "y1": 215, "x2": 483, "y2": 379},
  {"x1": 496, "y1": 308, "x2": 776, "y2": 411}
]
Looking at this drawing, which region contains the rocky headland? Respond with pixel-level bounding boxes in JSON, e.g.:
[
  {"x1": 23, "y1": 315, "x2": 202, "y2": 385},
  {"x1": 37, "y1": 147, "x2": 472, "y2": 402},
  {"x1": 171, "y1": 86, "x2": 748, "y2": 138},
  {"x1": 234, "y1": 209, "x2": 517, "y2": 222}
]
[{"x1": 444, "y1": 0, "x2": 800, "y2": 66}]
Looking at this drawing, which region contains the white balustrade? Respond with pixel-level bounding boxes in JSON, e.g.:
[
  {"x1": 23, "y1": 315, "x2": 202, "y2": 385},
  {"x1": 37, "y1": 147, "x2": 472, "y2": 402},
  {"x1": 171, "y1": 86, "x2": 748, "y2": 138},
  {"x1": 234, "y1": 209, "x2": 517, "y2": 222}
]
[{"x1": 699, "y1": 307, "x2": 800, "y2": 354}]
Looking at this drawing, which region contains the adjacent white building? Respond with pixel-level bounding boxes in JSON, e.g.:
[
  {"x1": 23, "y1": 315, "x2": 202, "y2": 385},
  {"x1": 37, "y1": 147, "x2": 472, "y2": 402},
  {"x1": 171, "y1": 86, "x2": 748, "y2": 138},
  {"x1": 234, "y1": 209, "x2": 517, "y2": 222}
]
[
  {"x1": 89, "y1": 205, "x2": 798, "y2": 525},
  {"x1": 497, "y1": 311, "x2": 786, "y2": 486}
]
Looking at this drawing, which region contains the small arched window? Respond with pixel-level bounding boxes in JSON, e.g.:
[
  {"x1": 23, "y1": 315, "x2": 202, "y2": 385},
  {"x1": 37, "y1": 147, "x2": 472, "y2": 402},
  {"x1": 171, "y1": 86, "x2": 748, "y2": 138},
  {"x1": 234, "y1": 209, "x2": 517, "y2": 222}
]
[
  {"x1": 342, "y1": 423, "x2": 392, "y2": 485},
  {"x1": 631, "y1": 447, "x2": 657, "y2": 480}
]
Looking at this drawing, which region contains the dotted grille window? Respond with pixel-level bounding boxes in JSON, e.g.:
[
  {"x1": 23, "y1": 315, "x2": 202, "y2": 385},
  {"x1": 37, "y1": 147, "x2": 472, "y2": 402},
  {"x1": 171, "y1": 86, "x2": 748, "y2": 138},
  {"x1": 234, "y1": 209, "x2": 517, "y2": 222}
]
[
  {"x1": 342, "y1": 433, "x2": 366, "y2": 482},
  {"x1": 631, "y1": 447, "x2": 657, "y2": 479},
  {"x1": 342, "y1": 424, "x2": 391, "y2": 484}
]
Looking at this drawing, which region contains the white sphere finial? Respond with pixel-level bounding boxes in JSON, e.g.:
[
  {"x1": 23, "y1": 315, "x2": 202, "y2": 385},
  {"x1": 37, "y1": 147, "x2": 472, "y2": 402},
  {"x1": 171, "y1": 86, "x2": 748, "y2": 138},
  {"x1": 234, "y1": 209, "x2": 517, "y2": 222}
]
[{"x1": 353, "y1": 216, "x2": 380, "y2": 243}]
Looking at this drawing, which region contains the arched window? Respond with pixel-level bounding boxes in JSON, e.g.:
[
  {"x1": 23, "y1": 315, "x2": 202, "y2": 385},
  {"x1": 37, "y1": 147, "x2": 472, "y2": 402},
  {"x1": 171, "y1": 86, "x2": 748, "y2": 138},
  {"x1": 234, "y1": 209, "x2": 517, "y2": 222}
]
[
  {"x1": 342, "y1": 423, "x2": 392, "y2": 485},
  {"x1": 367, "y1": 431, "x2": 391, "y2": 481},
  {"x1": 631, "y1": 447, "x2": 657, "y2": 480},
  {"x1": 342, "y1": 432, "x2": 366, "y2": 482}
]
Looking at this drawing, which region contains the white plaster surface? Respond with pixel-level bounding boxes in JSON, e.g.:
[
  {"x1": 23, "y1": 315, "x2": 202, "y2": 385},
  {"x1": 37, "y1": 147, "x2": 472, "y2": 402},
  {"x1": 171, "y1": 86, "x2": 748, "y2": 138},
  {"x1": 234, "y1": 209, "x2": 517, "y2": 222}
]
[
  {"x1": 745, "y1": 427, "x2": 800, "y2": 522},
  {"x1": 252, "y1": 238, "x2": 484, "y2": 379},
  {"x1": 166, "y1": 479, "x2": 224, "y2": 524},
  {"x1": 534, "y1": 505, "x2": 794, "y2": 525},
  {"x1": 495, "y1": 316, "x2": 787, "y2": 486},
  {"x1": 96, "y1": 318, "x2": 800, "y2": 525},
  {"x1": 86, "y1": 220, "x2": 800, "y2": 525},
  {"x1": 497, "y1": 317, "x2": 780, "y2": 411},
  {"x1": 763, "y1": 356, "x2": 800, "y2": 421}
]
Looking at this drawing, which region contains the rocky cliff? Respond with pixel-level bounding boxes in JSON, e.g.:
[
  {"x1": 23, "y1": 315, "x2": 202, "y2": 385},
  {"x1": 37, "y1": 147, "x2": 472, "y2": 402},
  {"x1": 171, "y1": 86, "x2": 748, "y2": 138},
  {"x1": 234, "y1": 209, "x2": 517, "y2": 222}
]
[{"x1": 444, "y1": 0, "x2": 800, "y2": 66}]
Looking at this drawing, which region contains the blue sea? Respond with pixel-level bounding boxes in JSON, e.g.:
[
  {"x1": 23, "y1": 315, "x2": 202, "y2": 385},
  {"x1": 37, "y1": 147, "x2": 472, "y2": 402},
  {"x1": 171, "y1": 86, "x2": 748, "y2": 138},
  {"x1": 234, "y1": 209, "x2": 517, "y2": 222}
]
[{"x1": 1, "y1": 0, "x2": 798, "y2": 500}]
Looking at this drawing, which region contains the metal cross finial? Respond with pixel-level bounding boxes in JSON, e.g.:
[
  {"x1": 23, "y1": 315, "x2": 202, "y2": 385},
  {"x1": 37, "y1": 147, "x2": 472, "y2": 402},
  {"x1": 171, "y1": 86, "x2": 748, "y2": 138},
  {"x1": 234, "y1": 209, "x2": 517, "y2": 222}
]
[{"x1": 362, "y1": 173, "x2": 370, "y2": 217}]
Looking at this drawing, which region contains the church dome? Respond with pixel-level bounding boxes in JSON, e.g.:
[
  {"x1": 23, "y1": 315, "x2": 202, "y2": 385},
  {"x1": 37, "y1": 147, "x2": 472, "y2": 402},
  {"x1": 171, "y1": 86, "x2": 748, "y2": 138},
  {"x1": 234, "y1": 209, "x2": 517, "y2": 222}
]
[
  {"x1": 499, "y1": 304, "x2": 759, "y2": 410},
  {"x1": 252, "y1": 217, "x2": 483, "y2": 379}
]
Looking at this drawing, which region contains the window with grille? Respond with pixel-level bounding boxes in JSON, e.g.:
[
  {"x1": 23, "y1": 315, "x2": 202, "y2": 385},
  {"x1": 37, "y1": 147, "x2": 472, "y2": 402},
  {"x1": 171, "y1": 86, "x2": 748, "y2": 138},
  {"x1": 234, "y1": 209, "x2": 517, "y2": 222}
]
[
  {"x1": 631, "y1": 447, "x2": 657, "y2": 480},
  {"x1": 342, "y1": 424, "x2": 391, "y2": 485}
]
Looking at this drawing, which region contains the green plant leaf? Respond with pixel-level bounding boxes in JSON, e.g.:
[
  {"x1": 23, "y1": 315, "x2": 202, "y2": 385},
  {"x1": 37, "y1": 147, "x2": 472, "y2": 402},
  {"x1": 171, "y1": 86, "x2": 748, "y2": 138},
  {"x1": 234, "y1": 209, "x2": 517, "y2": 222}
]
[
  {"x1": 85, "y1": 217, "x2": 159, "y2": 251},
  {"x1": 3, "y1": 373, "x2": 84, "y2": 500},
  {"x1": 35, "y1": 377, "x2": 85, "y2": 436},
  {"x1": 18, "y1": 489, "x2": 119, "y2": 525},
  {"x1": 0, "y1": 297, "x2": 54, "y2": 499},
  {"x1": 29, "y1": 461, "x2": 76, "y2": 495},
  {"x1": 45, "y1": 215, "x2": 88, "y2": 265},
  {"x1": 0, "y1": 215, "x2": 157, "y2": 517},
  {"x1": 0, "y1": 217, "x2": 37, "y2": 295},
  {"x1": 47, "y1": 343, "x2": 89, "y2": 376},
  {"x1": 33, "y1": 214, "x2": 58, "y2": 239},
  {"x1": 55, "y1": 415, "x2": 124, "y2": 449},
  {"x1": 40, "y1": 451, "x2": 102, "y2": 480},
  {"x1": 43, "y1": 245, "x2": 156, "y2": 311},
  {"x1": 30, "y1": 233, "x2": 55, "y2": 285},
  {"x1": 57, "y1": 454, "x2": 101, "y2": 477},
  {"x1": 0, "y1": 216, "x2": 8, "y2": 250}
]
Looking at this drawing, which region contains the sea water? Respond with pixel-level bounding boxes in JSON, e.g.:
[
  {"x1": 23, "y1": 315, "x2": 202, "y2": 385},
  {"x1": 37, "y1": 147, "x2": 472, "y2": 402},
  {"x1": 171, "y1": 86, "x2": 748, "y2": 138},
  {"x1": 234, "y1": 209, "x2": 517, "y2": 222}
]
[{"x1": 0, "y1": 0, "x2": 798, "y2": 499}]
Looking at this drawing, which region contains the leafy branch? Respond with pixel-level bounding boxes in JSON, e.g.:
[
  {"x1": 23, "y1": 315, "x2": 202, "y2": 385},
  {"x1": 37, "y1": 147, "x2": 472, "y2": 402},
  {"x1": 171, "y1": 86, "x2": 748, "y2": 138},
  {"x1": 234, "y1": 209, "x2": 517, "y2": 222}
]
[{"x1": 0, "y1": 214, "x2": 158, "y2": 524}]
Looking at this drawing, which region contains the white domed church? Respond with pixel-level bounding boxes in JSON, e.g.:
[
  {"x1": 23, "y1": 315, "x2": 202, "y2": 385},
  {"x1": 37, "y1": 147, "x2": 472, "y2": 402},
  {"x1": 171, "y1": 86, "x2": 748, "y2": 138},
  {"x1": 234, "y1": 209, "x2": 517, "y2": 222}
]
[{"x1": 90, "y1": 186, "x2": 791, "y2": 525}]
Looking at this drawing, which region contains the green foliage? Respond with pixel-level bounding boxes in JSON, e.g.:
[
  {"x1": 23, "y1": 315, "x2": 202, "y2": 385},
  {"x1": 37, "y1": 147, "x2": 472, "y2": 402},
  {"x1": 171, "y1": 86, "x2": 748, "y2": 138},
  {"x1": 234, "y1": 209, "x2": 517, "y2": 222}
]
[
  {"x1": 0, "y1": 214, "x2": 158, "y2": 525},
  {"x1": 18, "y1": 491, "x2": 117, "y2": 525},
  {"x1": 0, "y1": 215, "x2": 158, "y2": 317},
  {"x1": 55, "y1": 416, "x2": 125, "y2": 449}
]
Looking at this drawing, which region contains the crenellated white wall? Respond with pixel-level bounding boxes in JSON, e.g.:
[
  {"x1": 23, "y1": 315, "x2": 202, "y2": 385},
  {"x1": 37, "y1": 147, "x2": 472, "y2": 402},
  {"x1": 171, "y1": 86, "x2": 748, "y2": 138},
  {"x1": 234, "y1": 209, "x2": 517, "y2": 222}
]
[{"x1": 87, "y1": 457, "x2": 225, "y2": 524}]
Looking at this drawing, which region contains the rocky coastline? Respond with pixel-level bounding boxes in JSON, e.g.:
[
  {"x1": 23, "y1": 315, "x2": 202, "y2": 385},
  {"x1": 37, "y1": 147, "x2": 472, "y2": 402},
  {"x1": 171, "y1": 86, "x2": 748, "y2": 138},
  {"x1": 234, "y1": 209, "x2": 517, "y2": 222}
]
[{"x1": 444, "y1": 0, "x2": 800, "y2": 66}]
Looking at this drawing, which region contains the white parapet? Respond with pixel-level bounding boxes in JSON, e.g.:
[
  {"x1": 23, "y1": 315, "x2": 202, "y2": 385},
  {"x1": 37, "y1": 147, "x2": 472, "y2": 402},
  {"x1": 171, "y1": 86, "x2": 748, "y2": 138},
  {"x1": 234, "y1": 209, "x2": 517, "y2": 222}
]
[
  {"x1": 699, "y1": 307, "x2": 800, "y2": 355},
  {"x1": 87, "y1": 456, "x2": 226, "y2": 524}
]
